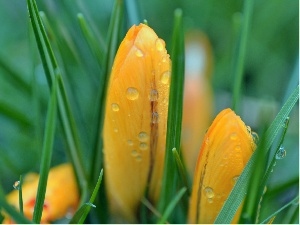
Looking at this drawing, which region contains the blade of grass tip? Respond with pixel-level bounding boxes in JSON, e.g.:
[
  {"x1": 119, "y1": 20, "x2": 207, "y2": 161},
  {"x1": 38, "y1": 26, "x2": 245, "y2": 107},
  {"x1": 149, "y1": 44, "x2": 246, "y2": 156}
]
[
  {"x1": 214, "y1": 85, "x2": 299, "y2": 224},
  {"x1": 125, "y1": 0, "x2": 141, "y2": 25},
  {"x1": 90, "y1": 0, "x2": 124, "y2": 185},
  {"x1": 0, "y1": 186, "x2": 32, "y2": 224},
  {"x1": 172, "y1": 148, "x2": 190, "y2": 194},
  {"x1": 69, "y1": 169, "x2": 103, "y2": 224},
  {"x1": 232, "y1": 0, "x2": 253, "y2": 113},
  {"x1": 77, "y1": 13, "x2": 105, "y2": 65},
  {"x1": 158, "y1": 8, "x2": 185, "y2": 217},
  {"x1": 158, "y1": 187, "x2": 187, "y2": 224},
  {"x1": 260, "y1": 195, "x2": 299, "y2": 224},
  {"x1": 32, "y1": 75, "x2": 58, "y2": 224},
  {"x1": 27, "y1": 0, "x2": 88, "y2": 195},
  {"x1": 239, "y1": 126, "x2": 269, "y2": 224},
  {"x1": 18, "y1": 175, "x2": 23, "y2": 215}
]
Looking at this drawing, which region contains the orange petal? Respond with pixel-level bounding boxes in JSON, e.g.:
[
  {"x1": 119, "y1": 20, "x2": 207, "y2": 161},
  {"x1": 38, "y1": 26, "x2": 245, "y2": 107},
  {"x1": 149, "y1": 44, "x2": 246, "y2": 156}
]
[
  {"x1": 188, "y1": 108, "x2": 256, "y2": 223},
  {"x1": 181, "y1": 30, "x2": 214, "y2": 177},
  {"x1": 103, "y1": 23, "x2": 171, "y2": 222},
  {"x1": 3, "y1": 163, "x2": 79, "y2": 223}
]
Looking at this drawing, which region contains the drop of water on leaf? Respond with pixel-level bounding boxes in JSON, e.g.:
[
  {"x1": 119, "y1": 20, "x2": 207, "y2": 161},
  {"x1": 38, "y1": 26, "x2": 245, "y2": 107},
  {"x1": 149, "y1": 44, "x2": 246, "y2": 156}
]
[
  {"x1": 160, "y1": 71, "x2": 171, "y2": 84},
  {"x1": 230, "y1": 133, "x2": 238, "y2": 140},
  {"x1": 204, "y1": 187, "x2": 215, "y2": 199},
  {"x1": 111, "y1": 103, "x2": 120, "y2": 112},
  {"x1": 135, "y1": 48, "x2": 144, "y2": 57},
  {"x1": 126, "y1": 87, "x2": 139, "y2": 100},
  {"x1": 155, "y1": 38, "x2": 165, "y2": 51},
  {"x1": 13, "y1": 181, "x2": 20, "y2": 190},
  {"x1": 149, "y1": 89, "x2": 159, "y2": 101},
  {"x1": 139, "y1": 142, "x2": 148, "y2": 150},
  {"x1": 151, "y1": 112, "x2": 159, "y2": 124},
  {"x1": 276, "y1": 146, "x2": 286, "y2": 160},
  {"x1": 138, "y1": 132, "x2": 148, "y2": 141}
]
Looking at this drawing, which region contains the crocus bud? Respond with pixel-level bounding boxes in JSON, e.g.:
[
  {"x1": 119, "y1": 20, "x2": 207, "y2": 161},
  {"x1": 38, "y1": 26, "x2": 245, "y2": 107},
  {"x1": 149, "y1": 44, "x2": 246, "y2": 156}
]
[
  {"x1": 3, "y1": 163, "x2": 79, "y2": 224},
  {"x1": 103, "y1": 23, "x2": 171, "y2": 222},
  {"x1": 181, "y1": 30, "x2": 214, "y2": 178},
  {"x1": 188, "y1": 108, "x2": 256, "y2": 223}
]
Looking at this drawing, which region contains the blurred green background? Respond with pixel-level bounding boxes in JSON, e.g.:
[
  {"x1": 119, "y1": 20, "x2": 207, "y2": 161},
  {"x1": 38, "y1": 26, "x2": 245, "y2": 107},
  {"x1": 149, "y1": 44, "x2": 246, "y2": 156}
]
[{"x1": 0, "y1": 0, "x2": 298, "y2": 223}]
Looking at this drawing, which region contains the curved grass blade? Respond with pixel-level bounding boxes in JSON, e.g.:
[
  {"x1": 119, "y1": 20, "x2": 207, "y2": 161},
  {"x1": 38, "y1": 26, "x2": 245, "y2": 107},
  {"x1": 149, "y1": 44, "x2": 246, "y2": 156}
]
[
  {"x1": 158, "y1": 187, "x2": 187, "y2": 224},
  {"x1": 69, "y1": 169, "x2": 103, "y2": 224},
  {"x1": 77, "y1": 13, "x2": 105, "y2": 66},
  {"x1": 172, "y1": 148, "x2": 190, "y2": 194},
  {"x1": 27, "y1": 0, "x2": 88, "y2": 195},
  {"x1": 32, "y1": 75, "x2": 58, "y2": 223},
  {"x1": 158, "y1": 8, "x2": 185, "y2": 217},
  {"x1": 260, "y1": 195, "x2": 299, "y2": 224},
  {"x1": 214, "y1": 85, "x2": 299, "y2": 224},
  {"x1": 232, "y1": 0, "x2": 253, "y2": 112},
  {"x1": 0, "y1": 186, "x2": 32, "y2": 224}
]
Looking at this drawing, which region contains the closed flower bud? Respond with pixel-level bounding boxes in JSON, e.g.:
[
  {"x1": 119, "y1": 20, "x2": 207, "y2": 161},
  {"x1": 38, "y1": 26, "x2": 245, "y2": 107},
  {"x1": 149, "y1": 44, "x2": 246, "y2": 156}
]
[
  {"x1": 3, "y1": 163, "x2": 79, "y2": 224},
  {"x1": 188, "y1": 108, "x2": 256, "y2": 223},
  {"x1": 103, "y1": 23, "x2": 171, "y2": 222}
]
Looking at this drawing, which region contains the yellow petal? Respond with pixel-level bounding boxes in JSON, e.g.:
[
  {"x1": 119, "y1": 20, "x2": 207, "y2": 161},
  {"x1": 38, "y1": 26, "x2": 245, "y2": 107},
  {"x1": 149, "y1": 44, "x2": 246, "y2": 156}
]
[
  {"x1": 181, "y1": 30, "x2": 214, "y2": 177},
  {"x1": 103, "y1": 23, "x2": 171, "y2": 222},
  {"x1": 3, "y1": 163, "x2": 79, "y2": 223},
  {"x1": 188, "y1": 108, "x2": 256, "y2": 223}
]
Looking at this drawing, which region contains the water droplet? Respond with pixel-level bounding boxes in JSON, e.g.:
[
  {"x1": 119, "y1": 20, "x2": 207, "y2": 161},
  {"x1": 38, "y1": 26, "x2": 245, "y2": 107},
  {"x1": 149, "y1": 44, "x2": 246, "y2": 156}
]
[
  {"x1": 149, "y1": 89, "x2": 159, "y2": 101},
  {"x1": 246, "y1": 125, "x2": 252, "y2": 133},
  {"x1": 251, "y1": 132, "x2": 259, "y2": 143},
  {"x1": 205, "y1": 137, "x2": 210, "y2": 145},
  {"x1": 151, "y1": 112, "x2": 159, "y2": 124},
  {"x1": 276, "y1": 146, "x2": 286, "y2": 160},
  {"x1": 230, "y1": 133, "x2": 238, "y2": 140},
  {"x1": 139, "y1": 142, "x2": 148, "y2": 150},
  {"x1": 135, "y1": 48, "x2": 144, "y2": 57},
  {"x1": 111, "y1": 103, "x2": 120, "y2": 112},
  {"x1": 138, "y1": 132, "x2": 148, "y2": 141},
  {"x1": 232, "y1": 176, "x2": 239, "y2": 184},
  {"x1": 136, "y1": 155, "x2": 142, "y2": 162},
  {"x1": 13, "y1": 181, "x2": 20, "y2": 190},
  {"x1": 160, "y1": 71, "x2": 171, "y2": 84},
  {"x1": 235, "y1": 145, "x2": 241, "y2": 151},
  {"x1": 127, "y1": 140, "x2": 134, "y2": 146},
  {"x1": 155, "y1": 38, "x2": 165, "y2": 51},
  {"x1": 207, "y1": 198, "x2": 213, "y2": 203},
  {"x1": 131, "y1": 150, "x2": 138, "y2": 157},
  {"x1": 126, "y1": 87, "x2": 139, "y2": 100},
  {"x1": 204, "y1": 187, "x2": 215, "y2": 198},
  {"x1": 114, "y1": 128, "x2": 118, "y2": 133}
]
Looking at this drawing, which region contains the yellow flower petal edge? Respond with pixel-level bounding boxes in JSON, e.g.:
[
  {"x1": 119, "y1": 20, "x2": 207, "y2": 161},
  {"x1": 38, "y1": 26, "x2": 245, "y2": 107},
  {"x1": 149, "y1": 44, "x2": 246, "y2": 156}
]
[
  {"x1": 181, "y1": 30, "x2": 214, "y2": 178},
  {"x1": 3, "y1": 163, "x2": 79, "y2": 224},
  {"x1": 188, "y1": 108, "x2": 256, "y2": 224},
  {"x1": 103, "y1": 23, "x2": 171, "y2": 222}
]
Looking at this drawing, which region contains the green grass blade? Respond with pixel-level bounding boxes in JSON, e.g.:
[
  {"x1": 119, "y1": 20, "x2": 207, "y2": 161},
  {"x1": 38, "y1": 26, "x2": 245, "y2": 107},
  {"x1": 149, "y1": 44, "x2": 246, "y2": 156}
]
[
  {"x1": 0, "y1": 186, "x2": 32, "y2": 224},
  {"x1": 125, "y1": 0, "x2": 141, "y2": 25},
  {"x1": 32, "y1": 75, "x2": 58, "y2": 223},
  {"x1": 77, "y1": 13, "x2": 105, "y2": 66},
  {"x1": 172, "y1": 148, "x2": 190, "y2": 194},
  {"x1": 260, "y1": 195, "x2": 299, "y2": 224},
  {"x1": 158, "y1": 8, "x2": 185, "y2": 216},
  {"x1": 27, "y1": 0, "x2": 88, "y2": 194},
  {"x1": 0, "y1": 211, "x2": 4, "y2": 224},
  {"x1": 18, "y1": 175, "x2": 23, "y2": 215},
  {"x1": 158, "y1": 187, "x2": 187, "y2": 224},
  {"x1": 232, "y1": 0, "x2": 253, "y2": 112},
  {"x1": 70, "y1": 169, "x2": 103, "y2": 224},
  {"x1": 214, "y1": 85, "x2": 299, "y2": 224}
]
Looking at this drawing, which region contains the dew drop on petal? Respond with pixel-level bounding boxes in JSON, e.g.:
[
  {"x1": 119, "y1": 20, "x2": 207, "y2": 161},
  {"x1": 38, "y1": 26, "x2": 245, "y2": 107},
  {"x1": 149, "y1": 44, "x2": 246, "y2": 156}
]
[
  {"x1": 136, "y1": 155, "x2": 142, "y2": 162},
  {"x1": 251, "y1": 131, "x2": 259, "y2": 143},
  {"x1": 127, "y1": 140, "x2": 134, "y2": 146},
  {"x1": 204, "y1": 187, "x2": 215, "y2": 199},
  {"x1": 113, "y1": 128, "x2": 118, "y2": 133},
  {"x1": 135, "y1": 48, "x2": 144, "y2": 57},
  {"x1": 13, "y1": 181, "x2": 20, "y2": 190},
  {"x1": 155, "y1": 38, "x2": 165, "y2": 51},
  {"x1": 131, "y1": 150, "x2": 138, "y2": 157},
  {"x1": 126, "y1": 87, "x2": 139, "y2": 100},
  {"x1": 138, "y1": 132, "x2": 148, "y2": 141},
  {"x1": 149, "y1": 89, "x2": 159, "y2": 101},
  {"x1": 151, "y1": 112, "x2": 159, "y2": 124},
  {"x1": 232, "y1": 176, "x2": 239, "y2": 184},
  {"x1": 207, "y1": 198, "x2": 213, "y2": 203},
  {"x1": 160, "y1": 71, "x2": 171, "y2": 84},
  {"x1": 230, "y1": 133, "x2": 238, "y2": 140},
  {"x1": 139, "y1": 142, "x2": 148, "y2": 150},
  {"x1": 111, "y1": 103, "x2": 120, "y2": 112},
  {"x1": 276, "y1": 146, "x2": 286, "y2": 160}
]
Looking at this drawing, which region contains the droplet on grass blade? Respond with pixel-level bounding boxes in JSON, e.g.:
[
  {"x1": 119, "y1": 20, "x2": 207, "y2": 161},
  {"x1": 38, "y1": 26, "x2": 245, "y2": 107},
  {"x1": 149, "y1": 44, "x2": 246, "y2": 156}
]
[
  {"x1": 13, "y1": 181, "x2": 20, "y2": 190},
  {"x1": 275, "y1": 146, "x2": 286, "y2": 160},
  {"x1": 103, "y1": 23, "x2": 171, "y2": 222}
]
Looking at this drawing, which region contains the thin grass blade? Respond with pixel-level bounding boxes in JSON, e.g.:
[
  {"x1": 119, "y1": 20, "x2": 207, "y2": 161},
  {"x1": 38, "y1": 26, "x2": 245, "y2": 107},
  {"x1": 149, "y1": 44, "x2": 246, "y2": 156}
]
[
  {"x1": 32, "y1": 75, "x2": 58, "y2": 223},
  {"x1": 158, "y1": 8, "x2": 185, "y2": 216},
  {"x1": 18, "y1": 175, "x2": 23, "y2": 215},
  {"x1": 214, "y1": 85, "x2": 299, "y2": 224},
  {"x1": 172, "y1": 148, "x2": 190, "y2": 194}
]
